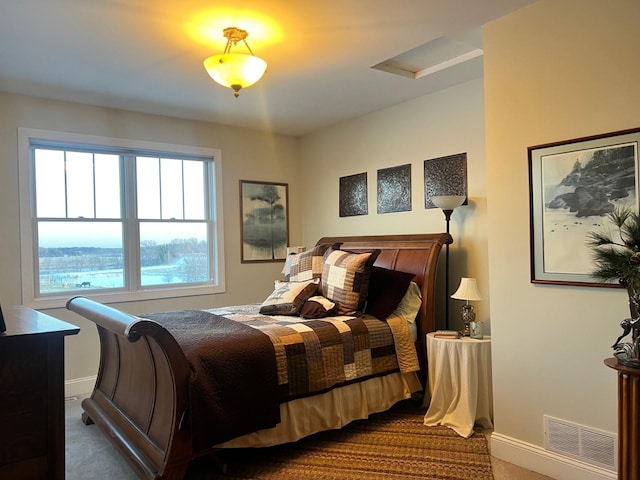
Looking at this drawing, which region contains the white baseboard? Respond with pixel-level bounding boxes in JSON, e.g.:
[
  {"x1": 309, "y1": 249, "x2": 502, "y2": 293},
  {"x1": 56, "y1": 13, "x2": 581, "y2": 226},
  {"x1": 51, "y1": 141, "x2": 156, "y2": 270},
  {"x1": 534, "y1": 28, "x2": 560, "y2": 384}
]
[
  {"x1": 491, "y1": 432, "x2": 617, "y2": 480},
  {"x1": 64, "y1": 376, "x2": 96, "y2": 399}
]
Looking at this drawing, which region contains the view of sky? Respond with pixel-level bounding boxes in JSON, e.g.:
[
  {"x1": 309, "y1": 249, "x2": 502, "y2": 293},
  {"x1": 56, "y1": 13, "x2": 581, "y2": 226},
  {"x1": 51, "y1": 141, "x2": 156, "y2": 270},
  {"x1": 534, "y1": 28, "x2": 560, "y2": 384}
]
[{"x1": 35, "y1": 149, "x2": 209, "y2": 248}]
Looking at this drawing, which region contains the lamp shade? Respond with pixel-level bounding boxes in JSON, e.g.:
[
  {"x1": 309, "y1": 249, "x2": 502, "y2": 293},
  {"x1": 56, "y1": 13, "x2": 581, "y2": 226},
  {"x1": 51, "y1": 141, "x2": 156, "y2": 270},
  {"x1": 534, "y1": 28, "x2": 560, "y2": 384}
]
[
  {"x1": 204, "y1": 53, "x2": 267, "y2": 91},
  {"x1": 451, "y1": 277, "x2": 482, "y2": 301},
  {"x1": 431, "y1": 195, "x2": 466, "y2": 210}
]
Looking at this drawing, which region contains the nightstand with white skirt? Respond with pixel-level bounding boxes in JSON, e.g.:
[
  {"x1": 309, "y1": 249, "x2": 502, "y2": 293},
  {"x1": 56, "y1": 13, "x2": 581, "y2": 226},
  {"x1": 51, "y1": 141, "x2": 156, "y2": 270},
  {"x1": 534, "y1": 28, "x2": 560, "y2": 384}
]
[{"x1": 423, "y1": 332, "x2": 493, "y2": 438}]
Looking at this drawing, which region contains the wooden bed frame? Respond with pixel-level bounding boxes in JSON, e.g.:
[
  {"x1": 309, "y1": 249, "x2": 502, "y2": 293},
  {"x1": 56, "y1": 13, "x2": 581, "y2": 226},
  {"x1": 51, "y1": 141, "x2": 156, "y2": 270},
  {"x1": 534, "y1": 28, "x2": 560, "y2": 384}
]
[{"x1": 66, "y1": 233, "x2": 450, "y2": 480}]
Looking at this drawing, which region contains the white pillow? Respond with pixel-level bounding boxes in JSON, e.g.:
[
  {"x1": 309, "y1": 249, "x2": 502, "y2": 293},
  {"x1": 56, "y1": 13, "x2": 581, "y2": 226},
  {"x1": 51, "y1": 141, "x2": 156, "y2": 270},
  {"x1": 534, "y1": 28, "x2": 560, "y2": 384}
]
[{"x1": 392, "y1": 281, "x2": 422, "y2": 324}]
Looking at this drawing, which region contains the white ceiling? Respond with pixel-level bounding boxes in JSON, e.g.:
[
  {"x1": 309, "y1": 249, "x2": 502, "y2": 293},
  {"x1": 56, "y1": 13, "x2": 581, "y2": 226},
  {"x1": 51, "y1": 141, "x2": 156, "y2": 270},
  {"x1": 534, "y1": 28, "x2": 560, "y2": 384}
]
[{"x1": 0, "y1": 0, "x2": 537, "y2": 136}]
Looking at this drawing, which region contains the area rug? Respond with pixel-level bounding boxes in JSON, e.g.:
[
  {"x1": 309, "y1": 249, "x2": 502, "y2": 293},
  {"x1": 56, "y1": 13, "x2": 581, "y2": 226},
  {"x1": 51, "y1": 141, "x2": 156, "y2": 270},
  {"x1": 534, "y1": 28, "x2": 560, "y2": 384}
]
[{"x1": 188, "y1": 400, "x2": 494, "y2": 480}]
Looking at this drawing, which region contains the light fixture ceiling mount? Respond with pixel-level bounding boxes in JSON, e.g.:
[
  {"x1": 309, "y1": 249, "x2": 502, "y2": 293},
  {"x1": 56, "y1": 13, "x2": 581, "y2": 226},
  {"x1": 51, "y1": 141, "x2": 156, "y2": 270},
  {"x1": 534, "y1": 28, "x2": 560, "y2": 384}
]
[{"x1": 203, "y1": 27, "x2": 267, "y2": 98}]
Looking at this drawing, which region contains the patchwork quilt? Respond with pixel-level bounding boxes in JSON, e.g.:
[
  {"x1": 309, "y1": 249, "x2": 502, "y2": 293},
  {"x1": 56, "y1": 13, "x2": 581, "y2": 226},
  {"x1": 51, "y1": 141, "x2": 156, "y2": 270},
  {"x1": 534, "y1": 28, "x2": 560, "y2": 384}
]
[
  {"x1": 147, "y1": 305, "x2": 420, "y2": 447},
  {"x1": 207, "y1": 304, "x2": 420, "y2": 401}
]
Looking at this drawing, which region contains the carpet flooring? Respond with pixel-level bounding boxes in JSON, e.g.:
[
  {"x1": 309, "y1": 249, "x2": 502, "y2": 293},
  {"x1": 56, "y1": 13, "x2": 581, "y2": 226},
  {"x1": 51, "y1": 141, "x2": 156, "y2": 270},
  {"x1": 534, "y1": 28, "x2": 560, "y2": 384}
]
[{"x1": 66, "y1": 397, "x2": 494, "y2": 479}]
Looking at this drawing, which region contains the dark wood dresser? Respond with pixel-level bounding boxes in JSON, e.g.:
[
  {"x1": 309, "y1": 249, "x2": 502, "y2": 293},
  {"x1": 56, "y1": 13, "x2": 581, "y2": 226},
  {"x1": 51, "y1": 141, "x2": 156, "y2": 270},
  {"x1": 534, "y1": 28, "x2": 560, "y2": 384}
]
[
  {"x1": 605, "y1": 357, "x2": 640, "y2": 480},
  {"x1": 0, "y1": 306, "x2": 79, "y2": 480}
]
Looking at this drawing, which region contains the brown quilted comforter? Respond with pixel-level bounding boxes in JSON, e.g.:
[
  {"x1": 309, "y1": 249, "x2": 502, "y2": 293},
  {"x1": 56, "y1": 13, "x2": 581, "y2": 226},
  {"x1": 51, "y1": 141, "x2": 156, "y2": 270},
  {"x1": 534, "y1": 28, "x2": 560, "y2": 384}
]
[
  {"x1": 146, "y1": 305, "x2": 419, "y2": 448},
  {"x1": 207, "y1": 304, "x2": 420, "y2": 400},
  {"x1": 144, "y1": 309, "x2": 280, "y2": 449}
]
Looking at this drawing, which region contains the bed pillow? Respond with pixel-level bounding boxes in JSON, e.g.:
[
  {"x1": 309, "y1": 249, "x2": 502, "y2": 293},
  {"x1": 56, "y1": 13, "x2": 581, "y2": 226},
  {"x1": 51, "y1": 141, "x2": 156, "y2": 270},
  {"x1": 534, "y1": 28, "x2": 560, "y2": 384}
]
[
  {"x1": 321, "y1": 247, "x2": 380, "y2": 315},
  {"x1": 392, "y1": 281, "x2": 422, "y2": 324},
  {"x1": 284, "y1": 243, "x2": 339, "y2": 282},
  {"x1": 300, "y1": 295, "x2": 337, "y2": 319},
  {"x1": 259, "y1": 279, "x2": 319, "y2": 315},
  {"x1": 365, "y1": 266, "x2": 415, "y2": 320}
]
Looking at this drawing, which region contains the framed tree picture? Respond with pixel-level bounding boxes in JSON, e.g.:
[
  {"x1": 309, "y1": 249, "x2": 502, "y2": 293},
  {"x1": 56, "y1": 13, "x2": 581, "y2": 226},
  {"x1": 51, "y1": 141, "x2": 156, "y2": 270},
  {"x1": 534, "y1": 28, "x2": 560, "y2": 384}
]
[
  {"x1": 529, "y1": 128, "x2": 640, "y2": 286},
  {"x1": 240, "y1": 180, "x2": 289, "y2": 263}
]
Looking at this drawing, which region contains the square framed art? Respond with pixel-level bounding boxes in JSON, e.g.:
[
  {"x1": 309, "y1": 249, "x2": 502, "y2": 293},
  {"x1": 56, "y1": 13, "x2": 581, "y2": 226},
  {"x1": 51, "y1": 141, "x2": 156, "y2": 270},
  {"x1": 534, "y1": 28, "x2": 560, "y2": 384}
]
[{"x1": 339, "y1": 173, "x2": 368, "y2": 217}]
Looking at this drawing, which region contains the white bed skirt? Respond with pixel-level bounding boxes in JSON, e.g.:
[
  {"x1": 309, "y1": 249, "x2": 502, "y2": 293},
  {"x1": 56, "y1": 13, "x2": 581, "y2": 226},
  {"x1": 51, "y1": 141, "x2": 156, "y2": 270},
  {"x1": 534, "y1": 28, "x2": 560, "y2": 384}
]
[{"x1": 217, "y1": 371, "x2": 422, "y2": 448}]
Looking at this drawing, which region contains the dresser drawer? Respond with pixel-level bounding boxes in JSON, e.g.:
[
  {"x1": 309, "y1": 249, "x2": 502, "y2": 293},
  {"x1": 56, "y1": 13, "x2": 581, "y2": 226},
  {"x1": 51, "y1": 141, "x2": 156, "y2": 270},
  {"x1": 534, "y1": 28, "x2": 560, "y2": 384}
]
[
  {"x1": 0, "y1": 391, "x2": 48, "y2": 466},
  {"x1": 0, "y1": 336, "x2": 47, "y2": 396}
]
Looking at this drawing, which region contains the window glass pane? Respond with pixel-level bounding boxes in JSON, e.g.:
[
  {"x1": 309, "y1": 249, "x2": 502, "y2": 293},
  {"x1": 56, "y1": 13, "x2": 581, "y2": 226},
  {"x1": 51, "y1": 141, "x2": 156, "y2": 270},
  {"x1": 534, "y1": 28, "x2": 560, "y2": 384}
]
[
  {"x1": 95, "y1": 154, "x2": 121, "y2": 218},
  {"x1": 160, "y1": 158, "x2": 184, "y2": 220},
  {"x1": 136, "y1": 156, "x2": 160, "y2": 219},
  {"x1": 139, "y1": 222, "x2": 209, "y2": 286},
  {"x1": 183, "y1": 160, "x2": 206, "y2": 219},
  {"x1": 23, "y1": 130, "x2": 221, "y2": 306},
  {"x1": 66, "y1": 151, "x2": 95, "y2": 218},
  {"x1": 38, "y1": 221, "x2": 124, "y2": 293},
  {"x1": 35, "y1": 149, "x2": 66, "y2": 218}
]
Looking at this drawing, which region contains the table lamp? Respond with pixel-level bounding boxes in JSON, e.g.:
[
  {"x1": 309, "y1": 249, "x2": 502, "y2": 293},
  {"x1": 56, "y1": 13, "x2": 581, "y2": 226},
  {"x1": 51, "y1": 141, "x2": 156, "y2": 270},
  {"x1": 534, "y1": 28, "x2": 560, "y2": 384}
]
[{"x1": 451, "y1": 277, "x2": 482, "y2": 336}]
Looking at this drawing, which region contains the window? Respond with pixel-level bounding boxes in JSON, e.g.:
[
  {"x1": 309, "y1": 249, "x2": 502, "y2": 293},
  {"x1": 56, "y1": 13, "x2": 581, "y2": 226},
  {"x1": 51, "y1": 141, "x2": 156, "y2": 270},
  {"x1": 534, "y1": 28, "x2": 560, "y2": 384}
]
[{"x1": 18, "y1": 129, "x2": 225, "y2": 308}]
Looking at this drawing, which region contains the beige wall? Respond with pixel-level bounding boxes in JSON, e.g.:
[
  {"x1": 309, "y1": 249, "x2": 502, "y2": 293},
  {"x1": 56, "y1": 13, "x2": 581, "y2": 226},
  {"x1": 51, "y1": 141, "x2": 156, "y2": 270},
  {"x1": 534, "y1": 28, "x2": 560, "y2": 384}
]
[
  {"x1": 299, "y1": 78, "x2": 489, "y2": 333},
  {"x1": 0, "y1": 93, "x2": 300, "y2": 380},
  {"x1": 3, "y1": 1, "x2": 636, "y2": 475},
  {"x1": 484, "y1": 0, "x2": 640, "y2": 474}
]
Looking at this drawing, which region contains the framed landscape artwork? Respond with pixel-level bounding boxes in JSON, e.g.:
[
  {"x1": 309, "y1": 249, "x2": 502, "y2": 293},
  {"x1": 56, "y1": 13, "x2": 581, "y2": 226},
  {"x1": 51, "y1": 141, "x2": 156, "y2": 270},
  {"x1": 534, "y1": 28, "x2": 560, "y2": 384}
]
[
  {"x1": 529, "y1": 128, "x2": 640, "y2": 286},
  {"x1": 240, "y1": 180, "x2": 289, "y2": 263}
]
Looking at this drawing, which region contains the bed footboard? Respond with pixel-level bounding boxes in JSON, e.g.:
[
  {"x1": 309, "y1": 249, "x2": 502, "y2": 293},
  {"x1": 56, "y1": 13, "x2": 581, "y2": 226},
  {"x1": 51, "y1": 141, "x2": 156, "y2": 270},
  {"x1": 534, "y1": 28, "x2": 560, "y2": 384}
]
[{"x1": 67, "y1": 296, "x2": 194, "y2": 480}]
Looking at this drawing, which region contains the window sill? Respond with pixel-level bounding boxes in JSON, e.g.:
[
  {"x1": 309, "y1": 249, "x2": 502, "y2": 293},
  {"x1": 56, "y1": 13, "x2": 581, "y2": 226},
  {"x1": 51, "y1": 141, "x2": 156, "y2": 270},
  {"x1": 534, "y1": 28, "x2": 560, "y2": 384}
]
[{"x1": 23, "y1": 283, "x2": 226, "y2": 310}]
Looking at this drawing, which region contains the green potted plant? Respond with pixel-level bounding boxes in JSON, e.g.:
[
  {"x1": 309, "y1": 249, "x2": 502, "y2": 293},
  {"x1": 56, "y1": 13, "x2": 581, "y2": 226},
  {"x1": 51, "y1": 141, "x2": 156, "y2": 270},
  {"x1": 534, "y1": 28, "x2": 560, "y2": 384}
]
[{"x1": 588, "y1": 206, "x2": 640, "y2": 367}]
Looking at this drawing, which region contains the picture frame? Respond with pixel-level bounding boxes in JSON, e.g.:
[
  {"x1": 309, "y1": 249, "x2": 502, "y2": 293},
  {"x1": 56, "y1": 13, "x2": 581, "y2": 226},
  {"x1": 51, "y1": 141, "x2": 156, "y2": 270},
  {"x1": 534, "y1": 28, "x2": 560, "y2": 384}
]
[
  {"x1": 529, "y1": 128, "x2": 640, "y2": 286},
  {"x1": 339, "y1": 172, "x2": 368, "y2": 217},
  {"x1": 377, "y1": 164, "x2": 411, "y2": 214},
  {"x1": 240, "y1": 180, "x2": 289, "y2": 263},
  {"x1": 424, "y1": 153, "x2": 468, "y2": 209}
]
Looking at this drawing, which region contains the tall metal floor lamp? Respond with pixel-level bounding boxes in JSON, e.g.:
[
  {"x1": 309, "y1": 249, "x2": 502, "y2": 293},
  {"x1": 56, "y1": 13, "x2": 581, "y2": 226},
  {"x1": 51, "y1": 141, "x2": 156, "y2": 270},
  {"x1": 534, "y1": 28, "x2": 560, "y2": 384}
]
[{"x1": 432, "y1": 195, "x2": 466, "y2": 330}]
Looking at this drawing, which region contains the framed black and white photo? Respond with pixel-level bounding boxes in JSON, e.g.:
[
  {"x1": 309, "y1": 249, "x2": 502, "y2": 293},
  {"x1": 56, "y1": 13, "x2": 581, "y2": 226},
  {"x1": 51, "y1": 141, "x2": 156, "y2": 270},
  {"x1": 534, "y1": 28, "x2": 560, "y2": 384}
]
[
  {"x1": 240, "y1": 180, "x2": 289, "y2": 263},
  {"x1": 529, "y1": 128, "x2": 640, "y2": 286}
]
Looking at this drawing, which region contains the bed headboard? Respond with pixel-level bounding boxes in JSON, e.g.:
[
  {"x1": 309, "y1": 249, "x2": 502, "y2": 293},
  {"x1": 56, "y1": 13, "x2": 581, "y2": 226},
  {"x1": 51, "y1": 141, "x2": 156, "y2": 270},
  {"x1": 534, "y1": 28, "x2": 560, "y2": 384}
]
[{"x1": 316, "y1": 233, "x2": 452, "y2": 377}]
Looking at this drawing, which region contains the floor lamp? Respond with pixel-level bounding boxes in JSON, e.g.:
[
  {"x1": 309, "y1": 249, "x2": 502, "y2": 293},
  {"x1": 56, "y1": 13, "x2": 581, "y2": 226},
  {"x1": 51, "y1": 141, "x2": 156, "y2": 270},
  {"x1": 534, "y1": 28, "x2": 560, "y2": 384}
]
[{"x1": 432, "y1": 195, "x2": 466, "y2": 330}]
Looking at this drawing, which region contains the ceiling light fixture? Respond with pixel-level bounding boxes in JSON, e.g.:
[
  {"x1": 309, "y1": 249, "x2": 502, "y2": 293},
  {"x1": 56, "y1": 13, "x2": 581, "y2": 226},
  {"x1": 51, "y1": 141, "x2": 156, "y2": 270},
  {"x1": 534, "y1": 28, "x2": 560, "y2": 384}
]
[{"x1": 203, "y1": 27, "x2": 267, "y2": 98}]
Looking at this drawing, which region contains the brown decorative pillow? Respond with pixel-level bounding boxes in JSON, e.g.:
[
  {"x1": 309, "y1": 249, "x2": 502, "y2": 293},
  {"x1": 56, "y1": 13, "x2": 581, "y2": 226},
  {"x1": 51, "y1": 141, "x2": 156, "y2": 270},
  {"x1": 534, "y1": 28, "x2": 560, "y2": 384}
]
[
  {"x1": 259, "y1": 279, "x2": 319, "y2": 315},
  {"x1": 285, "y1": 243, "x2": 339, "y2": 282},
  {"x1": 365, "y1": 267, "x2": 415, "y2": 320},
  {"x1": 321, "y1": 247, "x2": 380, "y2": 315},
  {"x1": 300, "y1": 295, "x2": 337, "y2": 319}
]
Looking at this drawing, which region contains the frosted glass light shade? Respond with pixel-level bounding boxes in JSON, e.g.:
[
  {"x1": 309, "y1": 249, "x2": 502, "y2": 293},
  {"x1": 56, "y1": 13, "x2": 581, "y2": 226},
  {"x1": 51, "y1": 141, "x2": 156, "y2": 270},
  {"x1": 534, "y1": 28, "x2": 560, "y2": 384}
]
[
  {"x1": 204, "y1": 53, "x2": 267, "y2": 94},
  {"x1": 431, "y1": 195, "x2": 466, "y2": 210},
  {"x1": 451, "y1": 277, "x2": 482, "y2": 301}
]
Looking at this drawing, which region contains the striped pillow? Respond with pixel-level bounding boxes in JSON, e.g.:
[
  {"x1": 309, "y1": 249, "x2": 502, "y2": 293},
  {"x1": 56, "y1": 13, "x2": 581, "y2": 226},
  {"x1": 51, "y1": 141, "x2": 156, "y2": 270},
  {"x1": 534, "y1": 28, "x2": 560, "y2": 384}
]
[{"x1": 321, "y1": 247, "x2": 380, "y2": 315}]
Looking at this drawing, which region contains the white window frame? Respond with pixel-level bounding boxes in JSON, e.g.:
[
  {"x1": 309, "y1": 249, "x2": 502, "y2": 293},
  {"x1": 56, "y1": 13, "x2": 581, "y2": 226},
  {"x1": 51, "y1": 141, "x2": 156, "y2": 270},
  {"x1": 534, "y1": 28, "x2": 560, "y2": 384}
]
[{"x1": 18, "y1": 128, "x2": 225, "y2": 309}]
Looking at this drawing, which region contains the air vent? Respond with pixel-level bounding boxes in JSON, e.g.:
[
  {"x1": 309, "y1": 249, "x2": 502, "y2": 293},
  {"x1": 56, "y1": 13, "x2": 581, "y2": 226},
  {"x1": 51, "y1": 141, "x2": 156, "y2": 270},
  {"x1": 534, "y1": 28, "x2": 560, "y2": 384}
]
[{"x1": 544, "y1": 416, "x2": 616, "y2": 470}]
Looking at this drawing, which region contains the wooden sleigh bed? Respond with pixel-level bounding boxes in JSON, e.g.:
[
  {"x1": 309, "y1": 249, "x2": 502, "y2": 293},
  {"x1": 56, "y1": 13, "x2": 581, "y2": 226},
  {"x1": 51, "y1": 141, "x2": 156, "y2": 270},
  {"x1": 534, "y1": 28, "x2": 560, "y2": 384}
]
[{"x1": 66, "y1": 233, "x2": 450, "y2": 480}]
